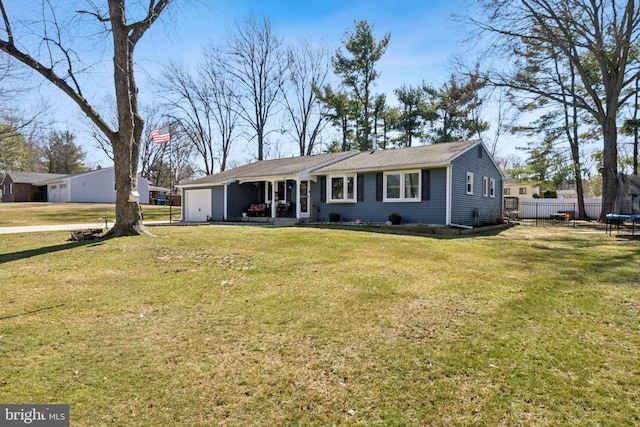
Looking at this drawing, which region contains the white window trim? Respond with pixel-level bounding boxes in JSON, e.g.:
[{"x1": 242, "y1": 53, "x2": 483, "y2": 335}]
[
  {"x1": 466, "y1": 172, "x2": 474, "y2": 195},
  {"x1": 327, "y1": 174, "x2": 357, "y2": 203},
  {"x1": 9, "y1": 183, "x2": 13, "y2": 195},
  {"x1": 482, "y1": 176, "x2": 489, "y2": 197},
  {"x1": 490, "y1": 178, "x2": 496, "y2": 198},
  {"x1": 383, "y1": 170, "x2": 421, "y2": 202}
]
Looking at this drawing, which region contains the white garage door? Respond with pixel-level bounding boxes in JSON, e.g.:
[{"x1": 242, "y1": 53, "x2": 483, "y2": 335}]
[{"x1": 185, "y1": 189, "x2": 212, "y2": 222}]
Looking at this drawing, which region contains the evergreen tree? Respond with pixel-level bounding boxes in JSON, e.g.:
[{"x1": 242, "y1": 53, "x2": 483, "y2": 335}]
[
  {"x1": 427, "y1": 73, "x2": 488, "y2": 144},
  {"x1": 332, "y1": 20, "x2": 390, "y2": 151},
  {"x1": 44, "y1": 130, "x2": 89, "y2": 174},
  {"x1": 0, "y1": 123, "x2": 31, "y2": 172},
  {"x1": 393, "y1": 83, "x2": 436, "y2": 147}
]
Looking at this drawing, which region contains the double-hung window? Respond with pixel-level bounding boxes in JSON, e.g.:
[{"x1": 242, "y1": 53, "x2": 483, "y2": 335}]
[
  {"x1": 384, "y1": 170, "x2": 420, "y2": 202},
  {"x1": 328, "y1": 175, "x2": 356, "y2": 203},
  {"x1": 482, "y1": 176, "x2": 489, "y2": 197},
  {"x1": 489, "y1": 178, "x2": 496, "y2": 198},
  {"x1": 466, "y1": 172, "x2": 474, "y2": 195}
]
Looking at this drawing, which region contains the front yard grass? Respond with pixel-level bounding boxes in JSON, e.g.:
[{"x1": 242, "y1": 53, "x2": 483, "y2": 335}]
[
  {"x1": 0, "y1": 202, "x2": 181, "y2": 226},
  {"x1": 0, "y1": 225, "x2": 638, "y2": 425}
]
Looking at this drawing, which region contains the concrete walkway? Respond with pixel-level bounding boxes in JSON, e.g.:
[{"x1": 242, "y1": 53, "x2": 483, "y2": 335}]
[
  {"x1": 0, "y1": 221, "x2": 172, "y2": 235},
  {"x1": 0, "y1": 218, "x2": 302, "y2": 235}
]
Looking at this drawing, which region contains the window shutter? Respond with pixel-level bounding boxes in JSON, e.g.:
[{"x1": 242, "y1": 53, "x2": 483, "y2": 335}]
[
  {"x1": 422, "y1": 169, "x2": 430, "y2": 201},
  {"x1": 357, "y1": 174, "x2": 364, "y2": 202},
  {"x1": 376, "y1": 173, "x2": 383, "y2": 201},
  {"x1": 320, "y1": 176, "x2": 326, "y2": 202}
]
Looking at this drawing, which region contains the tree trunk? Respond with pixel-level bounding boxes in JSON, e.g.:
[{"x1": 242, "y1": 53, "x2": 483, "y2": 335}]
[
  {"x1": 601, "y1": 116, "x2": 619, "y2": 218},
  {"x1": 105, "y1": 0, "x2": 150, "y2": 237}
]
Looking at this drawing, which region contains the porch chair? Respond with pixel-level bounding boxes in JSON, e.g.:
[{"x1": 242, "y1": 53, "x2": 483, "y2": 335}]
[{"x1": 277, "y1": 201, "x2": 293, "y2": 217}]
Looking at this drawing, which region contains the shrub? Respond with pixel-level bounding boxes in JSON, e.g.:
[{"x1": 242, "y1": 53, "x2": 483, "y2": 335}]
[
  {"x1": 29, "y1": 189, "x2": 45, "y2": 202},
  {"x1": 388, "y1": 212, "x2": 402, "y2": 225},
  {"x1": 328, "y1": 212, "x2": 341, "y2": 223}
]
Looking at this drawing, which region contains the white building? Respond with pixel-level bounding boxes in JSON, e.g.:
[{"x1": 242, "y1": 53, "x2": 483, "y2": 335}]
[{"x1": 38, "y1": 167, "x2": 149, "y2": 204}]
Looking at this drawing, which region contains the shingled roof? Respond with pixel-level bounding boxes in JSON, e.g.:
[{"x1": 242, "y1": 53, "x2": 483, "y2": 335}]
[
  {"x1": 2, "y1": 171, "x2": 69, "y2": 184},
  {"x1": 178, "y1": 151, "x2": 357, "y2": 186},
  {"x1": 313, "y1": 140, "x2": 480, "y2": 174}
]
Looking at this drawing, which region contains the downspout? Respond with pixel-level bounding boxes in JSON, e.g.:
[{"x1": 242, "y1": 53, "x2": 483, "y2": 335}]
[{"x1": 446, "y1": 165, "x2": 452, "y2": 226}]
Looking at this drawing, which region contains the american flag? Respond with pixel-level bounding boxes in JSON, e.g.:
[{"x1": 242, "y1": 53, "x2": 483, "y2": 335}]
[{"x1": 151, "y1": 126, "x2": 171, "y2": 144}]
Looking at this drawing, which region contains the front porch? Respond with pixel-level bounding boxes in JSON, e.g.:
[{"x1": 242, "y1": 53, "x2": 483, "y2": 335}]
[{"x1": 229, "y1": 178, "x2": 312, "y2": 221}]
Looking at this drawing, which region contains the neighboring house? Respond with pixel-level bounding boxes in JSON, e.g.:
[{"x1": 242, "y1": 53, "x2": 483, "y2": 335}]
[
  {"x1": 556, "y1": 180, "x2": 592, "y2": 199},
  {"x1": 37, "y1": 167, "x2": 150, "y2": 204},
  {"x1": 177, "y1": 140, "x2": 504, "y2": 226},
  {"x1": 1, "y1": 171, "x2": 68, "y2": 202},
  {"x1": 503, "y1": 178, "x2": 539, "y2": 199}
]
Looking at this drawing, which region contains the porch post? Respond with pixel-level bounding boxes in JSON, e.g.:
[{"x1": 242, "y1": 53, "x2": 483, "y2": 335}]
[
  {"x1": 295, "y1": 178, "x2": 300, "y2": 219},
  {"x1": 270, "y1": 180, "x2": 276, "y2": 218},
  {"x1": 223, "y1": 184, "x2": 228, "y2": 220}
]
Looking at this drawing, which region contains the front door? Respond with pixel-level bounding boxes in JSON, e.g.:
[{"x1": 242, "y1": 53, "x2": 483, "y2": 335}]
[{"x1": 299, "y1": 180, "x2": 309, "y2": 218}]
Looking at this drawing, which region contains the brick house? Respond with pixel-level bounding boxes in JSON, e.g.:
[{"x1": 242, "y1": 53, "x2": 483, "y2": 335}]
[{"x1": 1, "y1": 171, "x2": 67, "y2": 202}]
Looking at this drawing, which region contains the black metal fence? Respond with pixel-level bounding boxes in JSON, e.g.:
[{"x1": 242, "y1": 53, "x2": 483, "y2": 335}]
[{"x1": 505, "y1": 200, "x2": 638, "y2": 231}]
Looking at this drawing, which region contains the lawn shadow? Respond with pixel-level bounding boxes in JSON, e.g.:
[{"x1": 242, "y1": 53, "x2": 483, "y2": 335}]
[
  {"x1": 295, "y1": 223, "x2": 512, "y2": 239},
  {"x1": 0, "y1": 239, "x2": 106, "y2": 265}
]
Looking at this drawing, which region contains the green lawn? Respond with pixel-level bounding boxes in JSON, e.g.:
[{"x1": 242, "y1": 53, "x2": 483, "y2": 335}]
[
  {"x1": 0, "y1": 224, "x2": 638, "y2": 426},
  {"x1": 0, "y1": 202, "x2": 181, "y2": 226}
]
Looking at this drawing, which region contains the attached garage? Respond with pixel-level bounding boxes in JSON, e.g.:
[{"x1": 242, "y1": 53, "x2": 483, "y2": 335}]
[{"x1": 184, "y1": 189, "x2": 212, "y2": 222}]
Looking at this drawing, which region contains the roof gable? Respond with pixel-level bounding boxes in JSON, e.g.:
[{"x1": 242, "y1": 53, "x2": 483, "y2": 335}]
[{"x1": 313, "y1": 140, "x2": 480, "y2": 174}]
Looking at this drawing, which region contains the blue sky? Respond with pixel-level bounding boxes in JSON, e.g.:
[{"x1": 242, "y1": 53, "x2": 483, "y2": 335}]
[
  {"x1": 140, "y1": 0, "x2": 469, "y2": 94},
  {"x1": 25, "y1": 1, "x2": 486, "y2": 168}
]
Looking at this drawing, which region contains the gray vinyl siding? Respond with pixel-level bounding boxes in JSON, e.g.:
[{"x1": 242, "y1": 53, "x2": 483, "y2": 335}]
[
  {"x1": 312, "y1": 168, "x2": 448, "y2": 224},
  {"x1": 450, "y1": 145, "x2": 503, "y2": 225},
  {"x1": 211, "y1": 186, "x2": 225, "y2": 220},
  {"x1": 226, "y1": 182, "x2": 258, "y2": 218}
]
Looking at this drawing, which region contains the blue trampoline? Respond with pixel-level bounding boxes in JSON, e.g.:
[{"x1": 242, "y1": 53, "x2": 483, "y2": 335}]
[{"x1": 605, "y1": 213, "x2": 640, "y2": 236}]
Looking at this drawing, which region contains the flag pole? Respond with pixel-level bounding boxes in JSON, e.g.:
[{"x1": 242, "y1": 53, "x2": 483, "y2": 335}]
[{"x1": 169, "y1": 123, "x2": 173, "y2": 223}]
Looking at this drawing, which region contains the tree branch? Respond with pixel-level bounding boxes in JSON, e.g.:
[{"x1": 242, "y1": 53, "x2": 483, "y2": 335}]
[
  {"x1": 128, "y1": 0, "x2": 171, "y2": 46},
  {"x1": 0, "y1": 39, "x2": 115, "y2": 141}
]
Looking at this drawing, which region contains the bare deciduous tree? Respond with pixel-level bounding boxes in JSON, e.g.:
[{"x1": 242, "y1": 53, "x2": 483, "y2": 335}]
[
  {"x1": 201, "y1": 48, "x2": 241, "y2": 172},
  {"x1": 466, "y1": 0, "x2": 640, "y2": 219},
  {"x1": 222, "y1": 16, "x2": 286, "y2": 161},
  {"x1": 0, "y1": 0, "x2": 171, "y2": 236},
  {"x1": 158, "y1": 60, "x2": 218, "y2": 175},
  {"x1": 282, "y1": 41, "x2": 331, "y2": 156}
]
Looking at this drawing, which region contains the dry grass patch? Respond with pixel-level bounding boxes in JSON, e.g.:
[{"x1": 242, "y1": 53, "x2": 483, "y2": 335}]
[{"x1": 0, "y1": 225, "x2": 639, "y2": 425}]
